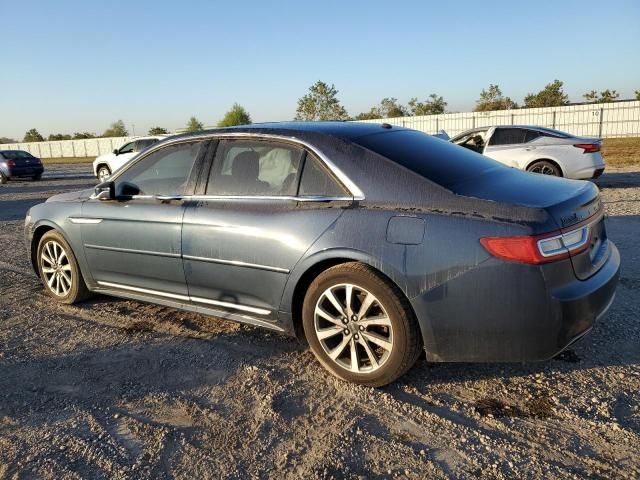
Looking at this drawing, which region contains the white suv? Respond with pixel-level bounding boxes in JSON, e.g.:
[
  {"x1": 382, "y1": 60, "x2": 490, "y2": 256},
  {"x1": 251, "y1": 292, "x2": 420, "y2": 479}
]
[
  {"x1": 93, "y1": 136, "x2": 168, "y2": 181},
  {"x1": 450, "y1": 126, "x2": 605, "y2": 179}
]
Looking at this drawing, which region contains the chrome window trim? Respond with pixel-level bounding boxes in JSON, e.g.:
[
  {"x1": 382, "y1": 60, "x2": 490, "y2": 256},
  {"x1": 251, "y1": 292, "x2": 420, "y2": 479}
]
[
  {"x1": 85, "y1": 244, "x2": 181, "y2": 258},
  {"x1": 107, "y1": 132, "x2": 365, "y2": 201},
  {"x1": 96, "y1": 280, "x2": 271, "y2": 316},
  {"x1": 120, "y1": 194, "x2": 352, "y2": 202},
  {"x1": 182, "y1": 254, "x2": 290, "y2": 274}
]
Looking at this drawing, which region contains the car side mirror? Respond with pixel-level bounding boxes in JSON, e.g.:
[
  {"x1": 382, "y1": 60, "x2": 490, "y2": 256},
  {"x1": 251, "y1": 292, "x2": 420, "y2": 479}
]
[
  {"x1": 94, "y1": 181, "x2": 115, "y2": 201},
  {"x1": 113, "y1": 149, "x2": 119, "y2": 155},
  {"x1": 117, "y1": 181, "x2": 141, "y2": 198}
]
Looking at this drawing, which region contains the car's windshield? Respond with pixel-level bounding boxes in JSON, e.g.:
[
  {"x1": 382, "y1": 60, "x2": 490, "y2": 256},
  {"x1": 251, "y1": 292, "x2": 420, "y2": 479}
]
[
  {"x1": 1, "y1": 150, "x2": 34, "y2": 159},
  {"x1": 353, "y1": 129, "x2": 503, "y2": 189}
]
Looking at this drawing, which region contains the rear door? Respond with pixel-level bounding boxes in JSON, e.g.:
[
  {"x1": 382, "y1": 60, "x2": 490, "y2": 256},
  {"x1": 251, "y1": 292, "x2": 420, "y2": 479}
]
[
  {"x1": 80, "y1": 140, "x2": 208, "y2": 296},
  {"x1": 484, "y1": 127, "x2": 534, "y2": 168},
  {"x1": 182, "y1": 138, "x2": 351, "y2": 318}
]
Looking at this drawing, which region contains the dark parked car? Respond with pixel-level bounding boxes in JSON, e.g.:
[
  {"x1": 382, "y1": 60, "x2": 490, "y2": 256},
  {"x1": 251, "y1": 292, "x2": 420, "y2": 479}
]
[
  {"x1": 25, "y1": 123, "x2": 619, "y2": 386},
  {"x1": 0, "y1": 150, "x2": 44, "y2": 183}
]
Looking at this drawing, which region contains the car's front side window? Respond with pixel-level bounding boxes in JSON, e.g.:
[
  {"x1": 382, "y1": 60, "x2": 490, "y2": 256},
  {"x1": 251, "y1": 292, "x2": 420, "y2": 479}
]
[
  {"x1": 207, "y1": 140, "x2": 303, "y2": 196},
  {"x1": 118, "y1": 142, "x2": 135, "y2": 154},
  {"x1": 114, "y1": 141, "x2": 203, "y2": 197}
]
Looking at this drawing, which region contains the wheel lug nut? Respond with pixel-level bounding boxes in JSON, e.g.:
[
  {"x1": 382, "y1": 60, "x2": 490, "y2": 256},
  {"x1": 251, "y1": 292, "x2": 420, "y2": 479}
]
[
  {"x1": 354, "y1": 334, "x2": 359, "y2": 340},
  {"x1": 341, "y1": 317, "x2": 348, "y2": 324},
  {"x1": 351, "y1": 315, "x2": 358, "y2": 321},
  {"x1": 344, "y1": 329, "x2": 350, "y2": 335},
  {"x1": 359, "y1": 325, "x2": 365, "y2": 331}
]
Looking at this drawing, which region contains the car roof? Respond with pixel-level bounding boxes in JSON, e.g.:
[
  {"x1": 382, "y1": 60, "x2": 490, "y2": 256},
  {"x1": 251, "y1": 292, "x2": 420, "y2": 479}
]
[{"x1": 172, "y1": 121, "x2": 410, "y2": 142}]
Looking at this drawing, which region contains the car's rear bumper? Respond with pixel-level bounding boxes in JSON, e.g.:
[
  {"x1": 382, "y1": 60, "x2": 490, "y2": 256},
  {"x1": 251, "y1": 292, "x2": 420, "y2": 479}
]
[
  {"x1": 410, "y1": 242, "x2": 620, "y2": 363},
  {"x1": 7, "y1": 165, "x2": 44, "y2": 178}
]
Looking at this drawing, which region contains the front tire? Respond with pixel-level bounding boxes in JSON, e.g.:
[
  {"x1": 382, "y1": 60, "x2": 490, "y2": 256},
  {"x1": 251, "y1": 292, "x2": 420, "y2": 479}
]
[
  {"x1": 302, "y1": 262, "x2": 422, "y2": 387},
  {"x1": 37, "y1": 230, "x2": 90, "y2": 304},
  {"x1": 97, "y1": 165, "x2": 111, "y2": 182},
  {"x1": 527, "y1": 160, "x2": 562, "y2": 177}
]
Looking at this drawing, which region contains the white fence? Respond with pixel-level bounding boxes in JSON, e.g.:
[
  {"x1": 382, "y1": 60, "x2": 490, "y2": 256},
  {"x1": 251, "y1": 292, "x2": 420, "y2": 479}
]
[
  {"x1": 0, "y1": 136, "x2": 134, "y2": 159},
  {"x1": 355, "y1": 100, "x2": 640, "y2": 139},
  {"x1": 2, "y1": 101, "x2": 639, "y2": 158}
]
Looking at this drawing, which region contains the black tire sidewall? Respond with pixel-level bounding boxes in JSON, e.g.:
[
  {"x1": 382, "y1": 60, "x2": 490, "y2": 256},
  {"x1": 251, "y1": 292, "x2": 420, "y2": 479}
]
[{"x1": 302, "y1": 264, "x2": 419, "y2": 386}]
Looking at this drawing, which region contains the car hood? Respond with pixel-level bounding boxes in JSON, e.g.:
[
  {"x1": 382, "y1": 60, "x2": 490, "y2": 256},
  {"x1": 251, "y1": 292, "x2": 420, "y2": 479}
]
[{"x1": 46, "y1": 188, "x2": 94, "y2": 203}]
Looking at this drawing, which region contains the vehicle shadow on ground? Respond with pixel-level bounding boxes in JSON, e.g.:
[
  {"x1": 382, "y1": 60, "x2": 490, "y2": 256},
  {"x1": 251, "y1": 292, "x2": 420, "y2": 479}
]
[
  {"x1": 0, "y1": 198, "x2": 49, "y2": 221},
  {"x1": 595, "y1": 170, "x2": 640, "y2": 189}
]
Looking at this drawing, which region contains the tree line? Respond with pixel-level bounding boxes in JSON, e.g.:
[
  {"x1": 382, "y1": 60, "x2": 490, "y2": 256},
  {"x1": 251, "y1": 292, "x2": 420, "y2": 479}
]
[{"x1": 3, "y1": 84, "x2": 638, "y2": 144}]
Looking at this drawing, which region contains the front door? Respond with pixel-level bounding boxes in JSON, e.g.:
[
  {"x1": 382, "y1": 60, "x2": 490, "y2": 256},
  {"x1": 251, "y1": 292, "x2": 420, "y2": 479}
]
[
  {"x1": 182, "y1": 139, "x2": 351, "y2": 319},
  {"x1": 80, "y1": 140, "x2": 207, "y2": 296}
]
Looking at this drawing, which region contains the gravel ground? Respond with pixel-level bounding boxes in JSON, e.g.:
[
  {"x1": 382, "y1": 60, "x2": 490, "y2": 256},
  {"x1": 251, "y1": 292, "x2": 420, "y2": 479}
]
[{"x1": 0, "y1": 164, "x2": 638, "y2": 479}]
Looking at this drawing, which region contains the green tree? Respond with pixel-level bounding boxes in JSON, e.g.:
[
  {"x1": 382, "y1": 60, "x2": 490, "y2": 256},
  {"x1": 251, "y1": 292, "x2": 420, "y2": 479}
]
[
  {"x1": 48, "y1": 133, "x2": 72, "y2": 141},
  {"x1": 23, "y1": 128, "x2": 44, "y2": 142},
  {"x1": 0, "y1": 137, "x2": 17, "y2": 144},
  {"x1": 102, "y1": 120, "x2": 129, "y2": 137},
  {"x1": 217, "y1": 103, "x2": 252, "y2": 127},
  {"x1": 353, "y1": 109, "x2": 382, "y2": 120},
  {"x1": 474, "y1": 84, "x2": 518, "y2": 112},
  {"x1": 636, "y1": 89, "x2": 640, "y2": 101},
  {"x1": 72, "y1": 132, "x2": 96, "y2": 139},
  {"x1": 295, "y1": 81, "x2": 349, "y2": 121},
  {"x1": 148, "y1": 126, "x2": 169, "y2": 135},
  {"x1": 523, "y1": 80, "x2": 569, "y2": 108},
  {"x1": 583, "y1": 89, "x2": 620, "y2": 103},
  {"x1": 185, "y1": 116, "x2": 204, "y2": 132},
  {"x1": 408, "y1": 94, "x2": 447, "y2": 115}
]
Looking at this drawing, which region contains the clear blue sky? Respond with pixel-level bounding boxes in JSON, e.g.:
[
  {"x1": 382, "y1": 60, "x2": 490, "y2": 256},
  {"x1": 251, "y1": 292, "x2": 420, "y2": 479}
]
[{"x1": 1, "y1": 0, "x2": 639, "y2": 139}]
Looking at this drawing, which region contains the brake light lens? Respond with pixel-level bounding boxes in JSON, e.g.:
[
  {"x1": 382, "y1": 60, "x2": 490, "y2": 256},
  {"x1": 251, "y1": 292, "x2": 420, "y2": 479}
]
[
  {"x1": 481, "y1": 225, "x2": 590, "y2": 264},
  {"x1": 6, "y1": 159, "x2": 15, "y2": 167},
  {"x1": 573, "y1": 143, "x2": 601, "y2": 154}
]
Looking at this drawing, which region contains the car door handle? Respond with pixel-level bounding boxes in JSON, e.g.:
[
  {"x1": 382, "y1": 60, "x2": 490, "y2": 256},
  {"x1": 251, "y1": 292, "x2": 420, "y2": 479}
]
[{"x1": 156, "y1": 195, "x2": 184, "y2": 201}]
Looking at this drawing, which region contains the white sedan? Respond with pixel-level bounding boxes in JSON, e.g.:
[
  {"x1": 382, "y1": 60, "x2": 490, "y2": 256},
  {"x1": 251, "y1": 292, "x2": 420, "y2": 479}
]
[
  {"x1": 450, "y1": 126, "x2": 605, "y2": 179},
  {"x1": 92, "y1": 135, "x2": 168, "y2": 181}
]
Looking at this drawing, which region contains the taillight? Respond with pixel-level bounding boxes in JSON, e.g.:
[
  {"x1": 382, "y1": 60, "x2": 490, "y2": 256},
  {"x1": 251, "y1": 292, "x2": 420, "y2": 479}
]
[
  {"x1": 573, "y1": 143, "x2": 600, "y2": 154},
  {"x1": 481, "y1": 225, "x2": 590, "y2": 264},
  {"x1": 6, "y1": 159, "x2": 15, "y2": 167}
]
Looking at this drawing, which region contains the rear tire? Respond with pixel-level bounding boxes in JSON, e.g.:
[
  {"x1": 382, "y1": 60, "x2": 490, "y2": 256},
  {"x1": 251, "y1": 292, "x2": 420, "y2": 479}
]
[
  {"x1": 527, "y1": 160, "x2": 562, "y2": 177},
  {"x1": 37, "y1": 230, "x2": 91, "y2": 304},
  {"x1": 302, "y1": 262, "x2": 422, "y2": 387}
]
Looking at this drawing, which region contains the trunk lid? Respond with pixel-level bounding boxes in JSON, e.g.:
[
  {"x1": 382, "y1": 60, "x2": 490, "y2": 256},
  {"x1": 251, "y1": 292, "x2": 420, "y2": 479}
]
[{"x1": 453, "y1": 167, "x2": 608, "y2": 279}]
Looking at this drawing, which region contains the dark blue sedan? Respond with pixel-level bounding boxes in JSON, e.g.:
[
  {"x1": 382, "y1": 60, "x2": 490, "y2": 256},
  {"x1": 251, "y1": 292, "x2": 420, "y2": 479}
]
[
  {"x1": 24, "y1": 123, "x2": 619, "y2": 386},
  {"x1": 0, "y1": 150, "x2": 44, "y2": 183}
]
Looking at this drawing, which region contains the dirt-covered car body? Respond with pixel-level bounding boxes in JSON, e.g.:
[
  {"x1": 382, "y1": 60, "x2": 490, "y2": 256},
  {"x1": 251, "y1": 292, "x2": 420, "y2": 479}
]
[{"x1": 25, "y1": 122, "x2": 619, "y2": 363}]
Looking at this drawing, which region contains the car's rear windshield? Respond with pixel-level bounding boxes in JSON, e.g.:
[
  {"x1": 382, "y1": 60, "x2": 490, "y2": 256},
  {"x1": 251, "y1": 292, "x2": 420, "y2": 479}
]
[
  {"x1": 1, "y1": 150, "x2": 34, "y2": 159},
  {"x1": 353, "y1": 129, "x2": 503, "y2": 189}
]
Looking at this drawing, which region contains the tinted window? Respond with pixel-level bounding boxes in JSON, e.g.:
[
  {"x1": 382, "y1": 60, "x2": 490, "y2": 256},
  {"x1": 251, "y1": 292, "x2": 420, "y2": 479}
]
[
  {"x1": 489, "y1": 128, "x2": 527, "y2": 146},
  {"x1": 115, "y1": 141, "x2": 202, "y2": 196},
  {"x1": 524, "y1": 129, "x2": 541, "y2": 143},
  {"x1": 299, "y1": 153, "x2": 348, "y2": 197},
  {"x1": 354, "y1": 129, "x2": 502, "y2": 189},
  {"x1": 119, "y1": 142, "x2": 135, "y2": 154},
  {"x1": 136, "y1": 139, "x2": 158, "y2": 151},
  {"x1": 1, "y1": 150, "x2": 34, "y2": 159},
  {"x1": 207, "y1": 140, "x2": 302, "y2": 196}
]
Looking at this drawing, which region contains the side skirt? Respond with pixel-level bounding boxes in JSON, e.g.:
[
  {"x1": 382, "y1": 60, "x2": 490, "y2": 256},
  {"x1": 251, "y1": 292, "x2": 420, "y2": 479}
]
[{"x1": 92, "y1": 286, "x2": 288, "y2": 334}]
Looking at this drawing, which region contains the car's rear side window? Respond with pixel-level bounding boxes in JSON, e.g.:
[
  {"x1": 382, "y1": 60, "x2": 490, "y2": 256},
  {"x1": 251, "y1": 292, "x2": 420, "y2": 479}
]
[
  {"x1": 353, "y1": 129, "x2": 502, "y2": 189},
  {"x1": 298, "y1": 152, "x2": 348, "y2": 197},
  {"x1": 489, "y1": 128, "x2": 527, "y2": 146}
]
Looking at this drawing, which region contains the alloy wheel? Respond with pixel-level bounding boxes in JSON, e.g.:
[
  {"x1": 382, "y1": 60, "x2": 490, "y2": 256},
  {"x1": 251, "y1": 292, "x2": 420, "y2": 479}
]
[
  {"x1": 40, "y1": 240, "x2": 73, "y2": 297},
  {"x1": 98, "y1": 167, "x2": 110, "y2": 182},
  {"x1": 529, "y1": 164, "x2": 556, "y2": 175},
  {"x1": 313, "y1": 283, "x2": 393, "y2": 373}
]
